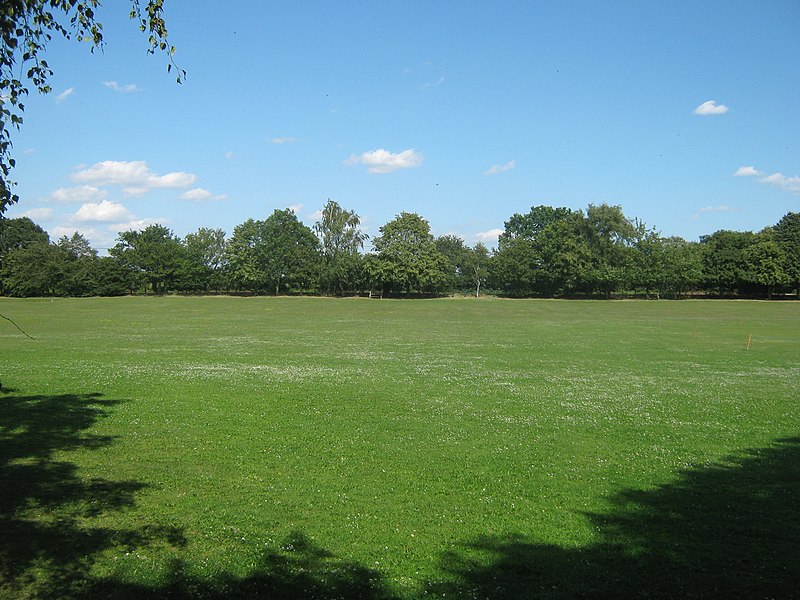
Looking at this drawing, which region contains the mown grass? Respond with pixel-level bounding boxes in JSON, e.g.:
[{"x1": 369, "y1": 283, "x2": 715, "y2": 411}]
[{"x1": 1, "y1": 297, "x2": 798, "y2": 598}]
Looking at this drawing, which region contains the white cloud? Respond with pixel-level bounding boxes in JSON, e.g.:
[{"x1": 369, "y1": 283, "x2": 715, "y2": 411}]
[
  {"x1": 733, "y1": 166, "x2": 762, "y2": 177},
  {"x1": 694, "y1": 100, "x2": 729, "y2": 115},
  {"x1": 51, "y1": 225, "x2": 93, "y2": 240},
  {"x1": 734, "y1": 165, "x2": 800, "y2": 194},
  {"x1": 18, "y1": 207, "x2": 54, "y2": 221},
  {"x1": 423, "y1": 76, "x2": 445, "y2": 89},
  {"x1": 109, "y1": 217, "x2": 163, "y2": 232},
  {"x1": 310, "y1": 209, "x2": 323, "y2": 220},
  {"x1": 485, "y1": 160, "x2": 516, "y2": 176},
  {"x1": 72, "y1": 160, "x2": 197, "y2": 190},
  {"x1": 103, "y1": 81, "x2": 139, "y2": 93},
  {"x1": 270, "y1": 137, "x2": 298, "y2": 144},
  {"x1": 475, "y1": 228, "x2": 504, "y2": 242},
  {"x1": 51, "y1": 224, "x2": 110, "y2": 245},
  {"x1": 760, "y1": 172, "x2": 800, "y2": 194},
  {"x1": 51, "y1": 185, "x2": 108, "y2": 203},
  {"x1": 73, "y1": 200, "x2": 133, "y2": 223},
  {"x1": 287, "y1": 204, "x2": 304, "y2": 214},
  {"x1": 55, "y1": 87, "x2": 75, "y2": 103},
  {"x1": 691, "y1": 205, "x2": 736, "y2": 220},
  {"x1": 699, "y1": 205, "x2": 735, "y2": 214},
  {"x1": 344, "y1": 148, "x2": 423, "y2": 174},
  {"x1": 180, "y1": 188, "x2": 227, "y2": 201},
  {"x1": 122, "y1": 187, "x2": 150, "y2": 197}
]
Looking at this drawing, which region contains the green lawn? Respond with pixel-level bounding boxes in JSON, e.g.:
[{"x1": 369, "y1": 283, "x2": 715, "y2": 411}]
[{"x1": 1, "y1": 297, "x2": 798, "y2": 598}]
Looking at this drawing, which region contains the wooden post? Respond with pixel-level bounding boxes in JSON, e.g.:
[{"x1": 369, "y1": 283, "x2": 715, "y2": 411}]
[{"x1": 746, "y1": 333, "x2": 752, "y2": 351}]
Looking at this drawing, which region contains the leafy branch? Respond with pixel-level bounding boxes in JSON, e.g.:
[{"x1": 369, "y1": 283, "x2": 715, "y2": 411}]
[{"x1": 0, "y1": 1, "x2": 183, "y2": 213}]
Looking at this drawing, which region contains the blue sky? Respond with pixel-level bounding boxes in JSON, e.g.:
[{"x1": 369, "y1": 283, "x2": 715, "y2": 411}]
[{"x1": 6, "y1": 0, "x2": 799, "y2": 252}]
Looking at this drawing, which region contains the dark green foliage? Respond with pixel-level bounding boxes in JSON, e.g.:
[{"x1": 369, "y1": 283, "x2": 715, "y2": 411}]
[
  {"x1": 582, "y1": 204, "x2": 638, "y2": 297},
  {"x1": 92, "y1": 256, "x2": 134, "y2": 296},
  {"x1": 367, "y1": 212, "x2": 450, "y2": 294},
  {"x1": 488, "y1": 237, "x2": 538, "y2": 296},
  {"x1": 533, "y1": 212, "x2": 592, "y2": 296},
  {"x1": 700, "y1": 230, "x2": 757, "y2": 296},
  {"x1": 0, "y1": 241, "x2": 67, "y2": 296},
  {"x1": 184, "y1": 227, "x2": 227, "y2": 292},
  {"x1": 109, "y1": 224, "x2": 189, "y2": 294},
  {"x1": 652, "y1": 236, "x2": 704, "y2": 298},
  {"x1": 0, "y1": 216, "x2": 49, "y2": 255},
  {"x1": 433, "y1": 236, "x2": 491, "y2": 296},
  {"x1": 743, "y1": 236, "x2": 789, "y2": 298},
  {"x1": 434, "y1": 234, "x2": 468, "y2": 292},
  {"x1": 258, "y1": 209, "x2": 320, "y2": 294},
  {"x1": 57, "y1": 231, "x2": 97, "y2": 259},
  {"x1": 491, "y1": 207, "x2": 592, "y2": 297},
  {"x1": 225, "y1": 210, "x2": 320, "y2": 294},
  {"x1": 225, "y1": 218, "x2": 267, "y2": 292},
  {"x1": 772, "y1": 211, "x2": 800, "y2": 295},
  {"x1": 314, "y1": 200, "x2": 367, "y2": 295},
  {"x1": 498, "y1": 205, "x2": 573, "y2": 248},
  {"x1": 2, "y1": 208, "x2": 800, "y2": 299}
]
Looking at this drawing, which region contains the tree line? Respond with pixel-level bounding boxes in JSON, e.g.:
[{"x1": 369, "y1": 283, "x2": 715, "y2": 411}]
[{"x1": 0, "y1": 200, "x2": 798, "y2": 299}]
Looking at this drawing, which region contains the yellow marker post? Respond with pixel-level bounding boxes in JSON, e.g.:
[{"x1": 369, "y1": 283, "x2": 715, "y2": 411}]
[{"x1": 746, "y1": 333, "x2": 752, "y2": 351}]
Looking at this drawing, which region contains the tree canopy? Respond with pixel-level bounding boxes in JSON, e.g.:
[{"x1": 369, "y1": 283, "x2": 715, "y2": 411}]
[
  {"x1": 367, "y1": 212, "x2": 450, "y2": 294},
  {"x1": 314, "y1": 200, "x2": 367, "y2": 295},
  {"x1": 1, "y1": 204, "x2": 798, "y2": 300}
]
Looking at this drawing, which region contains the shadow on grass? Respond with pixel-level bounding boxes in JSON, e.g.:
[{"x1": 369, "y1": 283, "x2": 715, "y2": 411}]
[
  {"x1": 0, "y1": 389, "x2": 393, "y2": 599},
  {"x1": 3, "y1": 388, "x2": 797, "y2": 598},
  {"x1": 0, "y1": 390, "x2": 186, "y2": 598},
  {"x1": 428, "y1": 437, "x2": 800, "y2": 599},
  {"x1": 81, "y1": 530, "x2": 395, "y2": 599}
]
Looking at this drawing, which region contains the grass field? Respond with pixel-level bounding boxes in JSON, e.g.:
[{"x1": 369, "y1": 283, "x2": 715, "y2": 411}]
[{"x1": 1, "y1": 296, "x2": 798, "y2": 598}]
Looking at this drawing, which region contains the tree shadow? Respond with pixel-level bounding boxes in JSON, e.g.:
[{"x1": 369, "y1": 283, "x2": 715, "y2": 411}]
[
  {"x1": 5, "y1": 388, "x2": 797, "y2": 598},
  {"x1": 0, "y1": 390, "x2": 394, "y2": 599},
  {"x1": 428, "y1": 437, "x2": 800, "y2": 598},
  {"x1": 80, "y1": 530, "x2": 396, "y2": 599},
  {"x1": 0, "y1": 391, "x2": 186, "y2": 598}
]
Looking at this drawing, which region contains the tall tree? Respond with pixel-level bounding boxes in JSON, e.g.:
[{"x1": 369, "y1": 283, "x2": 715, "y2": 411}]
[
  {"x1": 772, "y1": 212, "x2": 800, "y2": 296},
  {"x1": 1, "y1": 1, "x2": 182, "y2": 212},
  {"x1": 0, "y1": 241, "x2": 68, "y2": 296},
  {"x1": 488, "y1": 237, "x2": 538, "y2": 297},
  {"x1": 0, "y1": 216, "x2": 49, "y2": 256},
  {"x1": 0, "y1": 216, "x2": 50, "y2": 292},
  {"x1": 467, "y1": 243, "x2": 491, "y2": 298},
  {"x1": 57, "y1": 231, "x2": 97, "y2": 259},
  {"x1": 700, "y1": 230, "x2": 756, "y2": 296},
  {"x1": 109, "y1": 224, "x2": 188, "y2": 294},
  {"x1": 583, "y1": 204, "x2": 638, "y2": 298},
  {"x1": 258, "y1": 209, "x2": 320, "y2": 294},
  {"x1": 491, "y1": 207, "x2": 590, "y2": 297},
  {"x1": 313, "y1": 200, "x2": 367, "y2": 295},
  {"x1": 499, "y1": 205, "x2": 573, "y2": 249},
  {"x1": 56, "y1": 232, "x2": 100, "y2": 296},
  {"x1": 225, "y1": 219, "x2": 267, "y2": 292},
  {"x1": 226, "y1": 214, "x2": 320, "y2": 295},
  {"x1": 744, "y1": 235, "x2": 789, "y2": 299},
  {"x1": 533, "y1": 212, "x2": 592, "y2": 296},
  {"x1": 435, "y1": 235, "x2": 491, "y2": 297},
  {"x1": 184, "y1": 227, "x2": 227, "y2": 291},
  {"x1": 367, "y1": 212, "x2": 449, "y2": 294},
  {"x1": 434, "y1": 234, "x2": 469, "y2": 292},
  {"x1": 658, "y1": 237, "x2": 703, "y2": 298}
]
